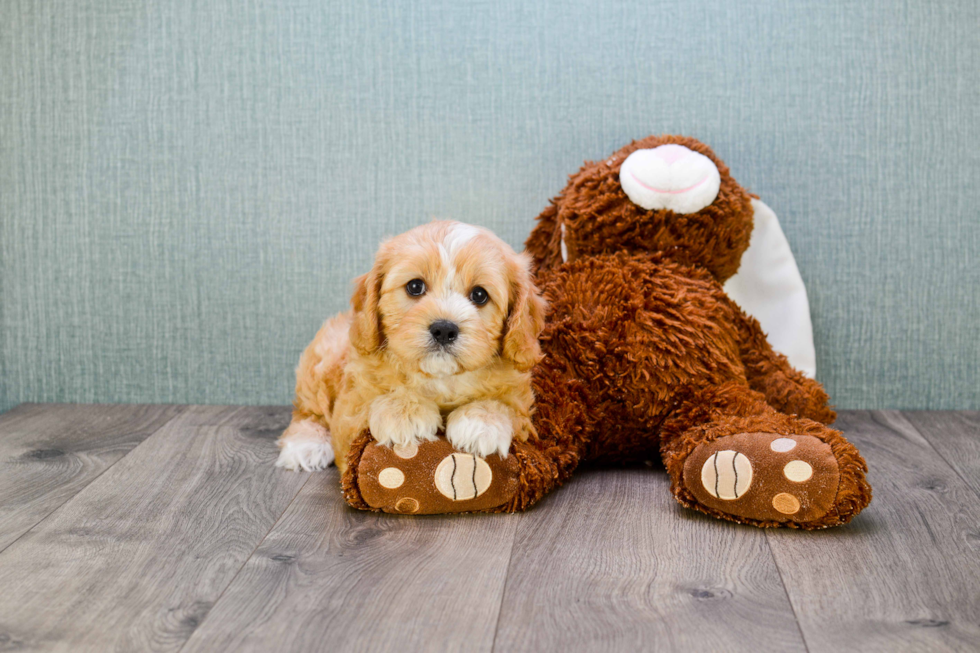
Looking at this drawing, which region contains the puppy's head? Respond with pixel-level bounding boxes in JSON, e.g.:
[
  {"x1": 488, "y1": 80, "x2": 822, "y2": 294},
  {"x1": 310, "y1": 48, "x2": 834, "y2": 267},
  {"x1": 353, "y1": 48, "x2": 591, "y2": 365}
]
[{"x1": 350, "y1": 221, "x2": 546, "y2": 377}]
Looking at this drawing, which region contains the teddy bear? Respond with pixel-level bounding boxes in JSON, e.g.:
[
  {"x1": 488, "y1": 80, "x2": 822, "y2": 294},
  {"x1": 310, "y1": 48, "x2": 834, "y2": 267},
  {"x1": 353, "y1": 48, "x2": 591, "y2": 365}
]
[{"x1": 341, "y1": 135, "x2": 872, "y2": 529}]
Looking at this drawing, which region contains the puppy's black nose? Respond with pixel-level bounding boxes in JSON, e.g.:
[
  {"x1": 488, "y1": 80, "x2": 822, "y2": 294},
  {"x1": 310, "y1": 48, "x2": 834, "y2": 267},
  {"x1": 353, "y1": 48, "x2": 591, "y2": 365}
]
[{"x1": 429, "y1": 320, "x2": 459, "y2": 346}]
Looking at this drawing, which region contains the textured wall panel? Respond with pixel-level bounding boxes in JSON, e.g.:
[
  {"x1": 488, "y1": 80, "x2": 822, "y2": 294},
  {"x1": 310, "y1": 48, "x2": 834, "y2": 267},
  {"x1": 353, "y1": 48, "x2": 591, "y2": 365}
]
[{"x1": 2, "y1": 0, "x2": 978, "y2": 411}]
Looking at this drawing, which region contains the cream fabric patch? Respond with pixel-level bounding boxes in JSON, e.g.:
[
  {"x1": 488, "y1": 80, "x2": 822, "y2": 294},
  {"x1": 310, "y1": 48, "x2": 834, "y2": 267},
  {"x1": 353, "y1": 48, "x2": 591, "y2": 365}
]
[
  {"x1": 700, "y1": 450, "x2": 753, "y2": 500},
  {"x1": 770, "y1": 437, "x2": 798, "y2": 453},
  {"x1": 724, "y1": 199, "x2": 817, "y2": 378},
  {"x1": 394, "y1": 441, "x2": 418, "y2": 459},
  {"x1": 434, "y1": 453, "x2": 492, "y2": 501},
  {"x1": 783, "y1": 460, "x2": 814, "y2": 482},
  {"x1": 378, "y1": 467, "x2": 405, "y2": 489}
]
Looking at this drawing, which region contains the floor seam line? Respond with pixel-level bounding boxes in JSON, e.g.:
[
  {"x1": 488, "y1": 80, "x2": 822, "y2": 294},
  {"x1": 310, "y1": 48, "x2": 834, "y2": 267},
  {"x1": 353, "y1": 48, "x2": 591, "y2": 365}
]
[
  {"x1": 764, "y1": 530, "x2": 812, "y2": 653},
  {"x1": 488, "y1": 514, "x2": 521, "y2": 653},
  {"x1": 0, "y1": 406, "x2": 189, "y2": 557},
  {"x1": 176, "y1": 471, "x2": 313, "y2": 653},
  {"x1": 895, "y1": 410, "x2": 980, "y2": 503}
]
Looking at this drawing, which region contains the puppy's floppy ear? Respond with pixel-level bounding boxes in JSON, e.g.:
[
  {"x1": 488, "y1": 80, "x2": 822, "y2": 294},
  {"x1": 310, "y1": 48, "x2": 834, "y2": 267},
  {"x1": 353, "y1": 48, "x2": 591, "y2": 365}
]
[
  {"x1": 349, "y1": 254, "x2": 387, "y2": 355},
  {"x1": 502, "y1": 253, "x2": 547, "y2": 372}
]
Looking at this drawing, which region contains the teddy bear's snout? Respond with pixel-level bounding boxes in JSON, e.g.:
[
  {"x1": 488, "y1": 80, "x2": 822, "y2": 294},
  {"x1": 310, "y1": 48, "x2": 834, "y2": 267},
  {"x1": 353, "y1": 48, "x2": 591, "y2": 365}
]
[{"x1": 619, "y1": 144, "x2": 721, "y2": 215}]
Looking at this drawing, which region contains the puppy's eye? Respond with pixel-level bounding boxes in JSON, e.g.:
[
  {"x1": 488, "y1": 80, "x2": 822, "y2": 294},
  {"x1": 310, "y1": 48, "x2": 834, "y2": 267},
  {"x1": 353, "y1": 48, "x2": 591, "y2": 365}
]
[
  {"x1": 469, "y1": 286, "x2": 489, "y2": 306},
  {"x1": 406, "y1": 279, "x2": 426, "y2": 297}
]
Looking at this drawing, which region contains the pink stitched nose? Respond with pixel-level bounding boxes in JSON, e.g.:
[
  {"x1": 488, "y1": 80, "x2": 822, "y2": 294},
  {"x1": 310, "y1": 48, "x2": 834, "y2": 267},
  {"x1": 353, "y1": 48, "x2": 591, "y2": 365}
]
[
  {"x1": 654, "y1": 144, "x2": 690, "y2": 165},
  {"x1": 618, "y1": 144, "x2": 722, "y2": 213}
]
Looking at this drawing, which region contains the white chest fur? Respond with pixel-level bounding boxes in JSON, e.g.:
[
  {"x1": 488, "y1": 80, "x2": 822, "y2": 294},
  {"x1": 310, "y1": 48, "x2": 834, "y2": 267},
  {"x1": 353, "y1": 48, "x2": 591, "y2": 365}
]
[{"x1": 418, "y1": 371, "x2": 483, "y2": 408}]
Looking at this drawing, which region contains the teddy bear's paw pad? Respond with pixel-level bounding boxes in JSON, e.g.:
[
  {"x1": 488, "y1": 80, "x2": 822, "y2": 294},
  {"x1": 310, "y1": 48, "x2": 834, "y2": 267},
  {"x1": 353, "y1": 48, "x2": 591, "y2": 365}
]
[
  {"x1": 682, "y1": 433, "x2": 841, "y2": 523},
  {"x1": 356, "y1": 437, "x2": 519, "y2": 514}
]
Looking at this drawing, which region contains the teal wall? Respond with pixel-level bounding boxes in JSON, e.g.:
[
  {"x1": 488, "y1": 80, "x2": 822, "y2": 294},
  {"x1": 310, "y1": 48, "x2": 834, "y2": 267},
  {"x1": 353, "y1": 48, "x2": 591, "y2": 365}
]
[{"x1": 2, "y1": 0, "x2": 978, "y2": 413}]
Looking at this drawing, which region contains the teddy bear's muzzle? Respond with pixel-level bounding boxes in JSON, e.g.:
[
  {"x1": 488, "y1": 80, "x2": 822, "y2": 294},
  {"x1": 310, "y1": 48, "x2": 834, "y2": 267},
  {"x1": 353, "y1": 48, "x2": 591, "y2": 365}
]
[{"x1": 619, "y1": 144, "x2": 721, "y2": 215}]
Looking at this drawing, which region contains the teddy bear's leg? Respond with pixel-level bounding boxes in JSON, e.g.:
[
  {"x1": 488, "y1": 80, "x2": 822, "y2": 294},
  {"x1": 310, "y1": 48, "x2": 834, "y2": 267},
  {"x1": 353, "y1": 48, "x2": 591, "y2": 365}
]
[
  {"x1": 340, "y1": 432, "x2": 525, "y2": 514},
  {"x1": 659, "y1": 382, "x2": 871, "y2": 529},
  {"x1": 340, "y1": 362, "x2": 592, "y2": 514},
  {"x1": 736, "y1": 312, "x2": 837, "y2": 424},
  {"x1": 499, "y1": 361, "x2": 593, "y2": 511}
]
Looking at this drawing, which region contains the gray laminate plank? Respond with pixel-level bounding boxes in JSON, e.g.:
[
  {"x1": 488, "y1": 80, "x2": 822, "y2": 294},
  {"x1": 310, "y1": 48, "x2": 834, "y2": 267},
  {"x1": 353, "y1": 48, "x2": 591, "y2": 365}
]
[
  {"x1": 766, "y1": 410, "x2": 980, "y2": 652},
  {"x1": 181, "y1": 468, "x2": 519, "y2": 653},
  {"x1": 901, "y1": 411, "x2": 980, "y2": 500},
  {"x1": 0, "y1": 403, "x2": 184, "y2": 551},
  {"x1": 0, "y1": 405, "x2": 309, "y2": 653},
  {"x1": 492, "y1": 467, "x2": 806, "y2": 652}
]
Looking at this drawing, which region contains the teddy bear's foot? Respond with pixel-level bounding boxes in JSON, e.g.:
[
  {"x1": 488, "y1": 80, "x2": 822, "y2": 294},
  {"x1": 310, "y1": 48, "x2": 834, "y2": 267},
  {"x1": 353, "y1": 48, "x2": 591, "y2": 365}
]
[
  {"x1": 681, "y1": 432, "x2": 842, "y2": 525},
  {"x1": 353, "y1": 437, "x2": 520, "y2": 514}
]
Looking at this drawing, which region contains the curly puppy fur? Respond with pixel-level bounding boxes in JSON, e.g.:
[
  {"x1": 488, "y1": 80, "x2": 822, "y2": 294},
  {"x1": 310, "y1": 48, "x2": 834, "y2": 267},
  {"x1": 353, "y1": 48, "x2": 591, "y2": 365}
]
[{"x1": 277, "y1": 221, "x2": 546, "y2": 473}]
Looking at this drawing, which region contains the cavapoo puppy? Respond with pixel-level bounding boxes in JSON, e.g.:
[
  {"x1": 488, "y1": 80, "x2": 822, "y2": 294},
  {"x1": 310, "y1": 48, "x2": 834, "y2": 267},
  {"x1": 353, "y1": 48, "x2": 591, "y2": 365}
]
[{"x1": 276, "y1": 221, "x2": 547, "y2": 474}]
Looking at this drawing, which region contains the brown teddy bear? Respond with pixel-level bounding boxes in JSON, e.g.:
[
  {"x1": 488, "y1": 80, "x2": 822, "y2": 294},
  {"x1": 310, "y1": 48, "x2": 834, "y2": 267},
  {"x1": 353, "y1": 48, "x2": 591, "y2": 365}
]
[{"x1": 343, "y1": 135, "x2": 872, "y2": 529}]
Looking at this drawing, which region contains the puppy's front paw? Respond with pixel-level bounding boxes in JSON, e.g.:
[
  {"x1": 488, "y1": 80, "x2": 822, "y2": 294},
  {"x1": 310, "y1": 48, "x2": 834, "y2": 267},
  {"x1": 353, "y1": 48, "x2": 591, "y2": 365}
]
[
  {"x1": 276, "y1": 419, "x2": 335, "y2": 471},
  {"x1": 369, "y1": 392, "x2": 442, "y2": 448},
  {"x1": 446, "y1": 401, "x2": 514, "y2": 459}
]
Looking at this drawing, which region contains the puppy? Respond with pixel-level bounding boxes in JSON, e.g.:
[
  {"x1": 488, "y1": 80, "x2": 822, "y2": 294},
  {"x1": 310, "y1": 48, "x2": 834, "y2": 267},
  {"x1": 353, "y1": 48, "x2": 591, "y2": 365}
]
[{"x1": 276, "y1": 221, "x2": 547, "y2": 474}]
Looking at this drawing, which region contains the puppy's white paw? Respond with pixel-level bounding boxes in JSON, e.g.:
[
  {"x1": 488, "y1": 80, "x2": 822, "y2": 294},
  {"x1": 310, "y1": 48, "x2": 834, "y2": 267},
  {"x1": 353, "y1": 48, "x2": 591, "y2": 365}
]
[
  {"x1": 369, "y1": 392, "x2": 442, "y2": 448},
  {"x1": 446, "y1": 401, "x2": 514, "y2": 459},
  {"x1": 276, "y1": 419, "x2": 334, "y2": 471},
  {"x1": 276, "y1": 440, "x2": 335, "y2": 471}
]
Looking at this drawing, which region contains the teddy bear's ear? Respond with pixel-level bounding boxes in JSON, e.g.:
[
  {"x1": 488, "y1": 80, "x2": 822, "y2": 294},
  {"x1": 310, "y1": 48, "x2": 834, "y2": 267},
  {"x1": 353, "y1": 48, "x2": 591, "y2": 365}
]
[
  {"x1": 502, "y1": 253, "x2": 547, "y2": 372},
  {"x1": 723, "y1": 199, "x2": 817, "y2": 378},
  {"x1": 618, "y1": 144, "x2": 721, "y2": 214}
]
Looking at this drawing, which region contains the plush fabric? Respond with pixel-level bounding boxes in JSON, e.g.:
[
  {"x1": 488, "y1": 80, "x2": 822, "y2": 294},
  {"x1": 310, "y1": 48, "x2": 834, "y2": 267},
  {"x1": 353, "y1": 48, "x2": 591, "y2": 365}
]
[
  {"x1": 353, "y1": 438, "x2": 519, "y2": 515},
  {"x1": 618, "y1": 145, "x2": 722, "y2": 214},
  {"x1": 342, "y1": 136, "x2": 873, "y2": 528}
]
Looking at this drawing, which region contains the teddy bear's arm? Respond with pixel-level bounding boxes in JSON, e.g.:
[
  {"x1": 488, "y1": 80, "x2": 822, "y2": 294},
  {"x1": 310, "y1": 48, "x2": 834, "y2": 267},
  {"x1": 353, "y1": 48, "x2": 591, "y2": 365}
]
[{"x1": 736, "y1": 310, "x2": 836, "y2": 425}]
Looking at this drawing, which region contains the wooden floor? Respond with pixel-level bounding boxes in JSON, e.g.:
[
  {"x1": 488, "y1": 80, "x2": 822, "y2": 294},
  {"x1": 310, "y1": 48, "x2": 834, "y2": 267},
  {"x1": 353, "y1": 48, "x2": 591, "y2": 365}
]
[{"x1": 0, "y1": 406, "x2": 978, "y2": 652}]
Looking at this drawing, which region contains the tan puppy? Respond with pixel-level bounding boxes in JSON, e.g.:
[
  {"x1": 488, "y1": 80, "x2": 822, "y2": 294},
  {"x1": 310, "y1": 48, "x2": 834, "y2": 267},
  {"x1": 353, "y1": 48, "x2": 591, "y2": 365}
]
[{"x1": 276, "y1": 221, "x2": 547, "y2": 474}]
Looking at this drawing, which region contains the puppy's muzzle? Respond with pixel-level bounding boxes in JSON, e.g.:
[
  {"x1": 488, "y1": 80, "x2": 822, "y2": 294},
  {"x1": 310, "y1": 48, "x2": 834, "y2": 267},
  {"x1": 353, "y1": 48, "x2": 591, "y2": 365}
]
[{"x1": 429, "y1": 320, "x2": 459, "y2": 348}]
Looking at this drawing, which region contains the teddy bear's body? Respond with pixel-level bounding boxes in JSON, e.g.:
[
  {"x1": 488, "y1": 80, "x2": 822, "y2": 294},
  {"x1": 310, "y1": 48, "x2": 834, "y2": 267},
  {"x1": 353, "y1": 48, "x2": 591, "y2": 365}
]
[
  {"x1": 521, "y1": 249, "x2": 865, "y2": 527},
  {"x1": 537, "y1": 251, "x2": 776, "y2": 462},
  {"x1": 343, "y1": 135, "x2": 872, "y2": 529}
]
